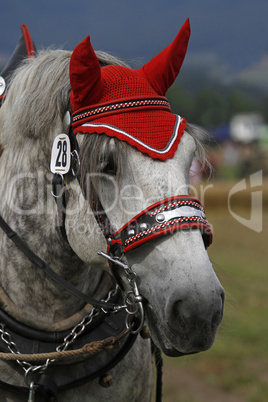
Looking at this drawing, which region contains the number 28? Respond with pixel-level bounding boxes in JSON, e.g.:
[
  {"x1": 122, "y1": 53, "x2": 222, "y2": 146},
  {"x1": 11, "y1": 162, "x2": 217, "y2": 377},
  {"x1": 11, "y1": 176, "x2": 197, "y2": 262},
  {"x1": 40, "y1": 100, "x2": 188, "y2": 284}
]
[{"x1": 56, "y1": 140, "x2": 67, "y2": 168}]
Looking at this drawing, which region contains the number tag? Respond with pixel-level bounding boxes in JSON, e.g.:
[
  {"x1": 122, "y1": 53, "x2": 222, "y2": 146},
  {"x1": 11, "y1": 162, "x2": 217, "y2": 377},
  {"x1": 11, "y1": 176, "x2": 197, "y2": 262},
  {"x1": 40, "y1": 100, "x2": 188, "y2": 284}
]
[{"x1": 50, "y1": 134, "x2": 71, "y2": 174}]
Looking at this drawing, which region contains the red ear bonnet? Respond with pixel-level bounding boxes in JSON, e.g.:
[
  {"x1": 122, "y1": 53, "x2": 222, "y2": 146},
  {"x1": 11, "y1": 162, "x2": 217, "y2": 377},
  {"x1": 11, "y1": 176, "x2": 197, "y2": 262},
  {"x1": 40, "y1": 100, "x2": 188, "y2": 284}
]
[
  {"x1": 70, "y1": 36, "x2": 103, "y2": 111},
  {"x1": 140, "y1": 18, "x2": 190, "y2": 96},
  {"x1": 69, "y1": 19, "x2": 191, "y2": 160}
]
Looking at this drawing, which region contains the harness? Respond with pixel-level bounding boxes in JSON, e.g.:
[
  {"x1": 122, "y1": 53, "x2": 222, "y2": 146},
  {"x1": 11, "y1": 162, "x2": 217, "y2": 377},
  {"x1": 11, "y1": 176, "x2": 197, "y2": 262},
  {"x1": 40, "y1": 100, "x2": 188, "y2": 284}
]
[
  {"x1": 0, "y1": 107, "x2": 212, "y2": 401},
  {"x1": 0, "y1": 103, "x2": 212, "y2": 402}
]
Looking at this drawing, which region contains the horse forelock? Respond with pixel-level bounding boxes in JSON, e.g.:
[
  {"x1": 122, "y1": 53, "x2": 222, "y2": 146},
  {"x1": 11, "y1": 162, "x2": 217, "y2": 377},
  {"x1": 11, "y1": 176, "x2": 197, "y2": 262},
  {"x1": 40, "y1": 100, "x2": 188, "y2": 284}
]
[
  {"x1": 78, "y1": 123, "x2": 210, "y2": 205},
  {"x1": 78, "y1": 133, "x2": 126, "y2": 205}
]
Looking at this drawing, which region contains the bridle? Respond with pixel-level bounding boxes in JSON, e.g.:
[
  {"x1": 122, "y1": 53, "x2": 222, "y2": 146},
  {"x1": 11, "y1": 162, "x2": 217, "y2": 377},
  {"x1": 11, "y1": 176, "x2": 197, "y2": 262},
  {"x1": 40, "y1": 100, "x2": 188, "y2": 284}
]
[
  {"x1": 51, "y1": 108, "x2": 212, "y2": 312},
  {"x1": 50, "y1": 109, "x2": 213, "y2": 337}
]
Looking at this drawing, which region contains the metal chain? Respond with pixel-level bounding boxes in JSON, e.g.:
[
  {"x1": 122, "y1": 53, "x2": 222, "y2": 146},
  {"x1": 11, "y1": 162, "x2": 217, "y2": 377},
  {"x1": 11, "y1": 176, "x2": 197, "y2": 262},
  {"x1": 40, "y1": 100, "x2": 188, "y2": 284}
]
[
  {"x1": 0, "y1": 261, "x2": 144, "y2": 387},
  {"x1": 98, "y1": 252, "x2": 145, "y2": 334},
  {"x1": 56, "y1": 306, "x2": 100, "y2": 353},
  {"x1": 0, "y1": 323, "x2": 32, "y2": 373},
  {"x1": 0, "y1": 284, "x2": 120, "y2": 386}
]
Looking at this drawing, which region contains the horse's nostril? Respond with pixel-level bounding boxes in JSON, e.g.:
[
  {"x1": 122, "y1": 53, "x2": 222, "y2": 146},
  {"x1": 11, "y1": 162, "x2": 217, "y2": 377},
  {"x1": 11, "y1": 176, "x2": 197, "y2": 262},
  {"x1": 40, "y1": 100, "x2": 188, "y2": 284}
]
[
  {"x1": 169, "y1": 299, "x2": 181, "y2": 316},
  {"x1": 167, "y1": 289, "x2": 225, "y2": 335},
  {"x1": 168, "y1": 299, "x2": 190, "y2": 332}
]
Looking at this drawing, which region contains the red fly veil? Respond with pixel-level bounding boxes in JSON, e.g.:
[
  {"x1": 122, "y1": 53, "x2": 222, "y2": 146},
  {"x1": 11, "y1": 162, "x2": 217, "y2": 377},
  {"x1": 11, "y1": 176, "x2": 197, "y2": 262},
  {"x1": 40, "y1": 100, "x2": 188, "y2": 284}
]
[{"x1": 70, "y1": 19, "x2": 190, "y2": 160}]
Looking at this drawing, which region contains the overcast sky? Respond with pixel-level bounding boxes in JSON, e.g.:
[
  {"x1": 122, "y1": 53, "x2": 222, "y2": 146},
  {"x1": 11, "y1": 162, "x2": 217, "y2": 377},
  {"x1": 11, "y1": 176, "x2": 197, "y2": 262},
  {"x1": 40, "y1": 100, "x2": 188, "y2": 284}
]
[{"x1": 1, "y1": 0, "x2": 268, "y2": 72}]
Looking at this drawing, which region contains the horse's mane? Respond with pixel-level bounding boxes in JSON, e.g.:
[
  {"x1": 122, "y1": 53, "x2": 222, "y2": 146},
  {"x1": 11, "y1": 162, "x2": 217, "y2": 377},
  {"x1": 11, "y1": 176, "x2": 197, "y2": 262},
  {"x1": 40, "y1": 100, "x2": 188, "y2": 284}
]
[
  {"x1": 0, "y1": 49, "x2": 128, "y2": 150},
  {"x1": 0, "y1": 50, "x2": 71, "y2": 148}
]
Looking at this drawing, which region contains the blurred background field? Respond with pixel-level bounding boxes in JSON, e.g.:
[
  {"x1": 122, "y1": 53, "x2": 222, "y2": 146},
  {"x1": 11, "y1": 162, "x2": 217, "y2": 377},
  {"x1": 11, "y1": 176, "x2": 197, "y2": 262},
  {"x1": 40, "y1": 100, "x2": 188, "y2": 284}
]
[
  {"x1": 162, "y1": 50, "x2": 268, "y2": 398},
  {"x1": 160, "y1": 180, "x2": 268, "y2": 402}
]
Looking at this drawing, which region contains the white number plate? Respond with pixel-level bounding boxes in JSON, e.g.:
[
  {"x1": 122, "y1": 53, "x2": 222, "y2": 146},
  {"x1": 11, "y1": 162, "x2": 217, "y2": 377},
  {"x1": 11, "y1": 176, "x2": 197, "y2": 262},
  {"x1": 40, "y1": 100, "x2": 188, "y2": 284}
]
[{"x1": 50, "y1": 134, "x2": 71, "y2": 174}]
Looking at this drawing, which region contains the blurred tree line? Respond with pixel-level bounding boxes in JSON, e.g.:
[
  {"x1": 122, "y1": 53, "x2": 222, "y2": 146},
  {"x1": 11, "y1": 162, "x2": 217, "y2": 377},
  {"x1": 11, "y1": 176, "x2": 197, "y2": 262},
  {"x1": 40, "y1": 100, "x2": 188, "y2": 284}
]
[{"x1": 167, "y1": 83, "x2": 268, "y2": 128}]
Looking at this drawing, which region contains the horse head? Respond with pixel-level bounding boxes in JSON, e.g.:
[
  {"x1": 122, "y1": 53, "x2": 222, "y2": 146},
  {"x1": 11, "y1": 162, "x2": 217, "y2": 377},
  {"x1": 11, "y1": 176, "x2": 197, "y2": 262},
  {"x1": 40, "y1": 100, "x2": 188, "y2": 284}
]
[{"x1": 65, "y1": 19, "x2": 224, "y2": 356}]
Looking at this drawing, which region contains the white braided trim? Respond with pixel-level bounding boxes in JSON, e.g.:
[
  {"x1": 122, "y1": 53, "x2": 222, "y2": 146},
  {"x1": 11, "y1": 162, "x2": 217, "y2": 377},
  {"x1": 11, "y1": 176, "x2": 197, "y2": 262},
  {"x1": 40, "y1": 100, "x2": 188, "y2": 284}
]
[
  {"x1": 81, "y1": 115, "x2": 182, "y2": 155},
  {"x1": 73, "y1": 99, "x2": 170, "y2": 122}
]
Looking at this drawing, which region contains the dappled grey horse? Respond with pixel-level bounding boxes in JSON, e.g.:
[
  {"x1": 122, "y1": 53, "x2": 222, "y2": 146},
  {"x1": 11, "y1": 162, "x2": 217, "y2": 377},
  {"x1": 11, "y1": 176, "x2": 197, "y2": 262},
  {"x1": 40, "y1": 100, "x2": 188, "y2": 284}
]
[{"x1": 0, "y1": 19, "x2": 224, "y2": 401}]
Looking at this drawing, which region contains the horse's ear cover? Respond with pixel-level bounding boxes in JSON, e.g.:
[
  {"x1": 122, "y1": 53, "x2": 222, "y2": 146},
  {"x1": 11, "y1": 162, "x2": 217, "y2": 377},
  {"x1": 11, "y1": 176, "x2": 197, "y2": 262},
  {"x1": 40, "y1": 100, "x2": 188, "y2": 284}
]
[
  {"x1": 140, "y1": 19, "x2": 190, "y2": 96},
  {"x1": 69, "y1": 19, "x2": 191, "y2": 160},
  {"x1": 70, "y1": 36, "x2": 103, "y2": 111}
]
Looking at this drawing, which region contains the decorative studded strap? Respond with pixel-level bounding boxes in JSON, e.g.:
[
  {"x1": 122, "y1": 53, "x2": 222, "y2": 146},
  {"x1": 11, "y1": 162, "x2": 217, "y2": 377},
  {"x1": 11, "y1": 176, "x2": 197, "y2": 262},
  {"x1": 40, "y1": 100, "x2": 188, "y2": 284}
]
[{"x1": 92, "y1": 195, "x2": 212, "y2": 257}]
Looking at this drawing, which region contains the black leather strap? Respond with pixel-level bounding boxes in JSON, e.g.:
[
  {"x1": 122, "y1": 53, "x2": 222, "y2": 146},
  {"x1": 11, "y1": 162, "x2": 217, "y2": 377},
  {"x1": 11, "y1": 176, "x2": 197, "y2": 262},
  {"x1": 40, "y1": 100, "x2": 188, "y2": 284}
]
[
  {"x1": 151, "y1": 342, "x2": 163, "y2": 402},
  {"x1": 0, "y1": 290, "x2": 123, "y2": 347},
  {"x1": 0, "y1": 332, "x2": 137, "y2": 398},
  {"x1": 35, "y1": 374, "x2": 58, "y2": 399},
  {"x1": 0, "y1": 215, "x2": 116, "y2": 311}
]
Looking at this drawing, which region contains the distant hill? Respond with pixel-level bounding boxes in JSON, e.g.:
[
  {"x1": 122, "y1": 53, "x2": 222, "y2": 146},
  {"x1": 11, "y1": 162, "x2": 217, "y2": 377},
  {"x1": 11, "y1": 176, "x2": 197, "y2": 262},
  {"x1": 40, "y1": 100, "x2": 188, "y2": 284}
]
[
  {"x1": 176, "y1": 52, "x2": 268, "y2": 98},
  {"x1": 235, "y1": 57, "x2": 268, "y2": 93}
]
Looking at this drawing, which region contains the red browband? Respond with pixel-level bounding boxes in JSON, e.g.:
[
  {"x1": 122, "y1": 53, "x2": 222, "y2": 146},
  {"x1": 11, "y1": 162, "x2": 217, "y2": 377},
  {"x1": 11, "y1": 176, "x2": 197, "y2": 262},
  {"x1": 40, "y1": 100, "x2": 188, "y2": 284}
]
[
  {"x1": 107, "y1": 195, "x2": 212, "y2": 255},
  {"x1": 72, "y1": 96, "x2": 171, "y2": 128}
]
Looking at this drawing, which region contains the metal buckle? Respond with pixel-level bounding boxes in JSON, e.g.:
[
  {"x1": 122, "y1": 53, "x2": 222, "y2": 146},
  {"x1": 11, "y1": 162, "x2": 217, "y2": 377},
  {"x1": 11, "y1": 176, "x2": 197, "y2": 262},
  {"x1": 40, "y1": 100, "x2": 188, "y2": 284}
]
[
  {"x1": 98, "y1": 251, "x2": 145, "y2": 334},
  {"x1": 51, "y1": 173, "x2": 64, "y2": 198},
  {"x1": 27, "y1": 381, "x2": 37, "y2": 402},
  {"x1": 71, "y1": 149, "x2": 80, "y2": 177}
]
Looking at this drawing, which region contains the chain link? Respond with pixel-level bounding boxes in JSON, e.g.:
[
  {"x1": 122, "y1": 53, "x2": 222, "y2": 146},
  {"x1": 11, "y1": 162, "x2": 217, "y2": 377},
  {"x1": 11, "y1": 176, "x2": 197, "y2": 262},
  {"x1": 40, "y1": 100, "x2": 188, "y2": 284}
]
[
  {"x1": 56, "y1": 307, "x2": 100, "y2": 353},
  {"x1": 0, "y1": 259, "x2": 144, "y2": 387},
  {"x1": 0, "y1": 324, "x2": 33, "y2": 373},
  {"x1": 0, "y1": 284, "x2": 120, "y2": 386}
]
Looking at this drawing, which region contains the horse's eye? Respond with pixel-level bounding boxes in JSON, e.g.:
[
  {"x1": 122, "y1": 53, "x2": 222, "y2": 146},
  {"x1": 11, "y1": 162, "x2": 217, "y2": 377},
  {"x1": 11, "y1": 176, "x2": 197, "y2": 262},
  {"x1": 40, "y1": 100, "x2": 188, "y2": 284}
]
[{"x1": 103, "y1": 153, "x2": 117, "y2": 175}]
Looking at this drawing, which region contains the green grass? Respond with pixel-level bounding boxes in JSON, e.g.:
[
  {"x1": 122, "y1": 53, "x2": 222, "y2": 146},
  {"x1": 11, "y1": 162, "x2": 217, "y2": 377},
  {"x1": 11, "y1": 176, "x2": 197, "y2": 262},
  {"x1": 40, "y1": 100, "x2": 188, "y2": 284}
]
[{"x1": 162, "y1": 181, "x2": 268, "y2": 401}]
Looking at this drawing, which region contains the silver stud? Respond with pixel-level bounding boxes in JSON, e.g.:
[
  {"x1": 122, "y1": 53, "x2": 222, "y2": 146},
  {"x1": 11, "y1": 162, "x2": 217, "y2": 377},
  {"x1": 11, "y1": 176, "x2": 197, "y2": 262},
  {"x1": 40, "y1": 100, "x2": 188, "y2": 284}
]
[
  {"x1": 140, "y1": 223, "x2": 148, "y2": 231},
  {"x1": 128, "y1": 229, "x2": 135, "y2": 237},
  {"x1": 63, "y1": 111, "x2": 71, "y2": 129},
  {"x1": 156, "y1": 213, "x2": 165, "y2": 223}
]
